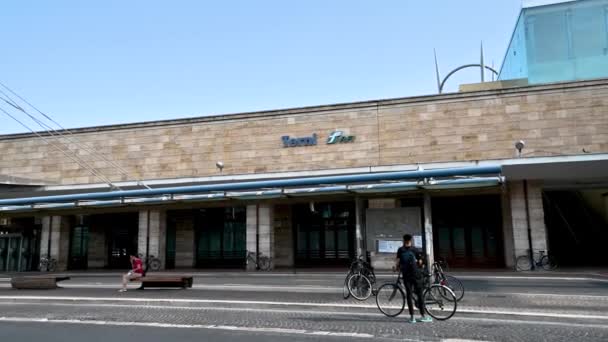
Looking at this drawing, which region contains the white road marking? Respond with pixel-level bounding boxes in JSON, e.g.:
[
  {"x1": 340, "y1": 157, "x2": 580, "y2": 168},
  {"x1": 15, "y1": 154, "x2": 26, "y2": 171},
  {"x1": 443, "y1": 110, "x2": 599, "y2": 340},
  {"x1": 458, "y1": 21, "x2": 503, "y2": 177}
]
[
  {"x1": 1, "y1": 302, "x2": 607, "y2": 331},
  {"x1": 467, "y1": 291, "x2": 608, "y2": 299},
  {"x1": 0, "y1": 296, "x2": 607, "y2": 321},
  {"x1": 55, "y1": 283, "x2": 341, "y2": 292},
  {"x1": 4, "y1": 281, "x2": 607, "y2": 298},
  {"x1": 442, "y1": 340, "x2": 492, "y2": 342},
  {"x1": 0, "y1": 316, "x2": 377, "y2": 339},
  {"x1": 456, "y1": 275, "x2": 608, "y2": 283}
]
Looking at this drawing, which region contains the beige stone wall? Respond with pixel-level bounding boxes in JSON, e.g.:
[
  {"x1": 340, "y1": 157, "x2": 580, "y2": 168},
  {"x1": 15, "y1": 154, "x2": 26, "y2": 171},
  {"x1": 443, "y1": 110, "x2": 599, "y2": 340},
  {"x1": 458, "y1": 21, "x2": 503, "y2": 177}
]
[
  {"x1": 1, "y1": 80, "x2": 607, "y2": 185},
  {"x1": 509, "y1": 180, "x2": 548, "y2": 260}
]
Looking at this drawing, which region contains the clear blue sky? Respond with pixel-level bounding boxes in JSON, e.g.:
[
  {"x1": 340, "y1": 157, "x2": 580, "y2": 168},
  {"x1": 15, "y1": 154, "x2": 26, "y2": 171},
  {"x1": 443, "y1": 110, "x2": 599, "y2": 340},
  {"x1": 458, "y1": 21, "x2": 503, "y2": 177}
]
[{"x1": 0, "y1": 0, "x2": 522, "y2": 134}]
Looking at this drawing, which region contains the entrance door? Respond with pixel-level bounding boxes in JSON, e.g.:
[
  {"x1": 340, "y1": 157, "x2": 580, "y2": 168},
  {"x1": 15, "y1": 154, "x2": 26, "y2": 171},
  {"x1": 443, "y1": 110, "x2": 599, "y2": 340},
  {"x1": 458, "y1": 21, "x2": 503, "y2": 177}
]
[
  {"x1": 0, "y1": 235, "x2": 23, "y2": 272},
  {"x1": 69, "y1": 225, "x2": 89, "y2": 270},
  {"x1": 433, "y1": 195, "x2": 504, "y2": 268},
  {"x1": 100, "y1": 214, "x2": 136, "y2": 269},
  {"x1": 195, "y1": 207, "x2": 246, "y2": 268},
  {"x1": 294, "y1": 202, "x2": 355, "y2": 267}
]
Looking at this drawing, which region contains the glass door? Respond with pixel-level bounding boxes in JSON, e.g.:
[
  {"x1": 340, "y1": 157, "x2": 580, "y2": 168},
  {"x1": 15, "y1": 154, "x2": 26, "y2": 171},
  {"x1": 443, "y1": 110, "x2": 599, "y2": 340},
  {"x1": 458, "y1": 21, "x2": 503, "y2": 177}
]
[
  {"x1": 69, "y1": 226, "x2": 89, "y2": 270},
  {"x1": 294, "y1": 202, "x2": 355, "y2": 266},
  {"x1": 195, "y1": 207, "x2": 246, "y2": 268},
  {"x1": 0, "y1": 235, "x2": 23, "y2": 272},
  {"x1": 0, "y1": 237, "x2": 8, "y2": 272}
]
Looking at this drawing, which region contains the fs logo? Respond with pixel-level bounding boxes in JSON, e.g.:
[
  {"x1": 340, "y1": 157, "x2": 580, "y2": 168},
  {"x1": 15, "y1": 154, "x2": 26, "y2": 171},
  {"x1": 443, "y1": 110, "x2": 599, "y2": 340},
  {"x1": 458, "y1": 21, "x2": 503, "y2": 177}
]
[{"x1": 326, "y1": 131, "x2": 355, "y2": 144}]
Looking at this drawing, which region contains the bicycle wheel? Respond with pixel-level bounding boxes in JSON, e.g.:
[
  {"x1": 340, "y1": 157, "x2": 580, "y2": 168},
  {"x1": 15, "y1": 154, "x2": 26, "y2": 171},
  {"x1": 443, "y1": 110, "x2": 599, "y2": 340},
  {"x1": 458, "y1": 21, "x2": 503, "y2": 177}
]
[
  {"x1": 375, "y1": 283, "x2": 405, "y2": 317},
  {"x1": 540, "y1": 255, "x2": 557, "y2": 271},
  {"x1": 342, "y1": 276, "x2": 351, "y2": 299},
  {"x1": 48, "y1": 260, "x2": 57, "y2": 272},
  {"x1": 516, "y1": 255, "x2": 532, "y2": 271},
  {"x1": 149, "y1": 258, "x2": 161, "y2": 271},
  {"x1": 258, "y1": 256, "x2": 271, "y2": 271},
  {"x1": 440, "y1": 275, "x2": 464, "y2": 302},
  {"x1": 423, "y1": 285, "x2": 457, "y2": 321},
  {"x1": 347, "y1": 273, "x2": 372, "y2": 301}
]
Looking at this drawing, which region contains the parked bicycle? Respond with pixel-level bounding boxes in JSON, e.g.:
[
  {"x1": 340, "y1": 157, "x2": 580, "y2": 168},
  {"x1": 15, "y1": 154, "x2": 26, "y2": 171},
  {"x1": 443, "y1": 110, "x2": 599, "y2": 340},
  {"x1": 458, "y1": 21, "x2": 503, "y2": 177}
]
[
  {"x1": 431, "y1": 261, "x2": 464, "y2": 302},
  {"x1": 246, "y1": 250, "x2": 271, "y2": 271},
  {"x1": 516, "y1": 250, "x2": 557, "y2": 271},
  {"x1": 38, "y1": 256, "x2": 57, "y2": 272},
  {"x1": 138, "y1": 253, "x2": 162, "y2": 272},
  {"x1": 375, "y1": 271, "x2": 457, "y2": 320},
  {"x1": 344, "y1": 256, "x2": 376, "y2": 300}
]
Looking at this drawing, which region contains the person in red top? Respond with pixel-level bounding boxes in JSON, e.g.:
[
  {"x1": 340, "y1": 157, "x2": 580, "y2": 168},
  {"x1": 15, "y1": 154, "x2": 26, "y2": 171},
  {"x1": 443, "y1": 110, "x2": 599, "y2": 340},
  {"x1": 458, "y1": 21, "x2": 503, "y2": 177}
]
[{"x1": 119, "y1": 254, "x2": 144, "y2": 292}]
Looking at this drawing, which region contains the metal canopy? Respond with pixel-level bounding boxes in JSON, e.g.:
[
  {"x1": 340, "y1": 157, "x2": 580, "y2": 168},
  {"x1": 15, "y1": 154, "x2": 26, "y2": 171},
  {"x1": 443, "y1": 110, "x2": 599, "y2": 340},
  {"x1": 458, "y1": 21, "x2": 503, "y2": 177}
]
[
  {"x1": 0, "y1": 176, "x2": 503, "y2": 214},
  {"x1": 0, "y1": 165, "x2": 501, "y2": 207}
]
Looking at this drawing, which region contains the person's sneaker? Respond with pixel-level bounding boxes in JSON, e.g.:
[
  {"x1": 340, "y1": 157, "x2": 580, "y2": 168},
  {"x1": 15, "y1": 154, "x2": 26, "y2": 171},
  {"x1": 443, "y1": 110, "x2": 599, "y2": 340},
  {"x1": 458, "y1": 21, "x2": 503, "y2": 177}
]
[
  {"x1": 408, "y1": 318, "x2": 416, "y2": 324},
  {"x1": 418, "y1": 316, "x2": 432, "y2": 323},
  {"x1": 118, "y1": 289, "x2": 127, "y2": 293}
]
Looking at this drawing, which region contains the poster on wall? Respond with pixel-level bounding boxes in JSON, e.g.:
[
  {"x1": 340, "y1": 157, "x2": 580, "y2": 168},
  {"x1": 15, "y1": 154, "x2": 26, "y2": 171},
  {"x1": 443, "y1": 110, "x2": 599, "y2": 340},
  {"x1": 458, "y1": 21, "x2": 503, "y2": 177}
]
[
  {"x1": 413, "y1": 235, "x2": 423, "y2": 248},
  {"x1": 377, "y1": 240, "x2": 402, "y2": 253}
]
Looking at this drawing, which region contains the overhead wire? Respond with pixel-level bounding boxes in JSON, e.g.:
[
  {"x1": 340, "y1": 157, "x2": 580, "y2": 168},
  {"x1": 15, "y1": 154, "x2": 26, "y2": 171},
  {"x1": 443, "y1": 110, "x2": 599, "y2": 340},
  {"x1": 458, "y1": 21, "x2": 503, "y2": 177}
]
[
  {"x1": 0, "y1": 82, "x2": 152, "y2": 190},
  {"x1": 0, "y1": 105, "x2": 120, "y2": 189}
]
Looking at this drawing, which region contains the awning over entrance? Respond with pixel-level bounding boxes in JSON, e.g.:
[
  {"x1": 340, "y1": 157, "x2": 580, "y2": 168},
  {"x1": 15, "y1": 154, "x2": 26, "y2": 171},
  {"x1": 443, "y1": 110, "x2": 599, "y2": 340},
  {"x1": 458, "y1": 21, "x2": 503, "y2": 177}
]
[{"x1": 0, "y1": 165, "x2": 502, "y2": 213}]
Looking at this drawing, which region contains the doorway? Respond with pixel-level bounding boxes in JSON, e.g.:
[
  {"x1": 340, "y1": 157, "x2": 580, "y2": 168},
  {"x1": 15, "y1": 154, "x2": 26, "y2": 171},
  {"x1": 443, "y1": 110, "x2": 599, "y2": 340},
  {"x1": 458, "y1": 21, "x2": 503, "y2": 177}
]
[
  {"x1": 194, "y1": 207, "x2": 246, "y2": 268},
  {"x1": 96, "y1": 213, "x2": 138, "y2": 269},
  {"x1": 293, "y1": 202, "x2": 355, "y2": 267},
  {"x1": 432, "y1": 195, "x2": 504, "y2": 268}
]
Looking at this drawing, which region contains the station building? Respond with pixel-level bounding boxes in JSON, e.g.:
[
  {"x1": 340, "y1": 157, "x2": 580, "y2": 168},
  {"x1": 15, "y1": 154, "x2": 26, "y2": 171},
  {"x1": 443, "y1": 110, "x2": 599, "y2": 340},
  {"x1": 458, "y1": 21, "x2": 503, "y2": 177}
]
[{"x1": 0, "y1": 0, "x2": 607, "y2": 272}]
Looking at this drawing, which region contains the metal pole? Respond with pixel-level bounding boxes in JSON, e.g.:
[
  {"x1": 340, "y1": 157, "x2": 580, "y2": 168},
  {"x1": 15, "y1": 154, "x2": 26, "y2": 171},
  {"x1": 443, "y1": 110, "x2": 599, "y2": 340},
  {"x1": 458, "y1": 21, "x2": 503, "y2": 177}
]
[{"x1": 523, "y1": 180, "x2": 535, "y2": 270}]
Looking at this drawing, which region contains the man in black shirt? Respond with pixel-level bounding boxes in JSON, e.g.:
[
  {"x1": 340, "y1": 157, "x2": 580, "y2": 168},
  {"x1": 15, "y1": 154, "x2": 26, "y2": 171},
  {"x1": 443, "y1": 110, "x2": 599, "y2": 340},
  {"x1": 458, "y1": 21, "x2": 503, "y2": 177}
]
[{"x1": 394, "y1": 234, "x2": 432, "y2": 323}]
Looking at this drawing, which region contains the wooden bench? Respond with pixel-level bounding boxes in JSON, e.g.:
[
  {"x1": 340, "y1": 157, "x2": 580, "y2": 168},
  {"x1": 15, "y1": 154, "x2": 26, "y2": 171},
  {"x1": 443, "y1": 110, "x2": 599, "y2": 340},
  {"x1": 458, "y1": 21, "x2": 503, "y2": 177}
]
[
  {"x1": 130, "y1": 275, "x2": 193, "y2": 290},
  {"x1": 10, "y1": 275, "x2": 70, "y2": 290}
]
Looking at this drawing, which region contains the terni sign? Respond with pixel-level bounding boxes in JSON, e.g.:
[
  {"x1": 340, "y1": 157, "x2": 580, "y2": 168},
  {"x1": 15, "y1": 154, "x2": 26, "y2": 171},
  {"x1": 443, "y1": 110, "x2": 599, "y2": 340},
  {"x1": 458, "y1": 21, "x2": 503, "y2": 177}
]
[{"x1": 281, "y1": 131, "x2": 355, "y2": 148}]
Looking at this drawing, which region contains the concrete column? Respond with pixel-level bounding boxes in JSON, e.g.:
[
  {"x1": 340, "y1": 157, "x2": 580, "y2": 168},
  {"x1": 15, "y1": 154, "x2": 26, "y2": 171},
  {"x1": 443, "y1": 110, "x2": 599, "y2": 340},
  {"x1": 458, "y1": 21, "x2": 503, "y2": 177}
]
[
  {"x1": 509, "y1": 181, "x2": 548, "y2": 262},
  {"x1": 259, "y1": 204, "x2": 274, "y2": 267},
  {"x1": 138, "y1": 210, "x2": 167, "y2": 269},
  {"x1": 423, "y1": 193, "x2": 434, "y2": 270},
  {"x1": 40, "y1": 216, "x2": 69, "y2": 271},
  {"x1": 501, "y1": 187, "x2": 516, "y2": 268},
  {"x1": 246, "y1": 205, "x2": 257, "y2": 271},
  {"x1": 355, "y1": 197, "x2": 365, "y2": 258},
  {"x1": 246, "y1": 204, "x2": 275, "y2": 270}
]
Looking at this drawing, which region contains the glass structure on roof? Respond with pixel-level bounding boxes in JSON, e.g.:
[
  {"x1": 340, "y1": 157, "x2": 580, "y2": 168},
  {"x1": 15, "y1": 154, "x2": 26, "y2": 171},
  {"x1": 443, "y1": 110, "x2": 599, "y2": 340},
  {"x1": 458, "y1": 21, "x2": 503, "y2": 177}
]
[{"x1": 499, "y1": 0, "x2": 608, "y2": 84}]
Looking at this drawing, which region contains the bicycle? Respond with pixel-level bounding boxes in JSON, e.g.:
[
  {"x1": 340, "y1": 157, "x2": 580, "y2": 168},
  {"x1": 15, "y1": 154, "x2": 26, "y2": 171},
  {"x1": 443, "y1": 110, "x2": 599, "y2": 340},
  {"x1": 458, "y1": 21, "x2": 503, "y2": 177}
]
[
  {"x1": 431, "y1": 261, "x2": 464, "y2": 302},
  {"x1": 516, "y1": 250, "x2": 557, "y2": 271},
  {"x1": 38, "y1": 256, "x2": 57, "y2": 272},
  {"x1": 138, "y1": 254, "x2": 162, "y2": 272},
  {"x1": 246, "y1": 250, "x2": 271, "y2": 271},
  {"x1": 344, "y1": 256, "x2": 376, "y2": 300},
  {"x1": 375, "y1": 271, "x2": 457, "y2": 320}
]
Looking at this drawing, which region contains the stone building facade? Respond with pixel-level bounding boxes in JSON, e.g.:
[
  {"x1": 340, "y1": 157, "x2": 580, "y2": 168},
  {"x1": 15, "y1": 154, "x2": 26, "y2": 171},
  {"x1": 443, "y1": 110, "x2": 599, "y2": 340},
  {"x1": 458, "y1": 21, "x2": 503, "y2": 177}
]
[{"x1": 0, "y1": 79, "x2": 607, "y2": 272}]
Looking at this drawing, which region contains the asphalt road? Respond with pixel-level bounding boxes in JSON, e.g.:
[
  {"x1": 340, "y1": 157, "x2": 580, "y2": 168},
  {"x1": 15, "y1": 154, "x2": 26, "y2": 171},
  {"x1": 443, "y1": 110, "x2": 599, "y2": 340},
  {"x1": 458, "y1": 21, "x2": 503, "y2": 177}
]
[{"x1": 0, "y1": 272, "x2": 606, "y2": 341}]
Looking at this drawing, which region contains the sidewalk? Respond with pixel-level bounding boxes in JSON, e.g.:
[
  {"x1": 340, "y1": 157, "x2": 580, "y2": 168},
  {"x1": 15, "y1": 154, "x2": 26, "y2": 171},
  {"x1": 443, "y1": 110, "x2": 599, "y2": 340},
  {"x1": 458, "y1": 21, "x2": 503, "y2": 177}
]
[{"x1": 1, "y1": 267, "x2": 607, "y2": 280}]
